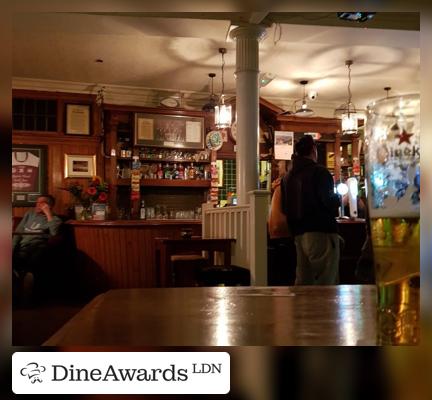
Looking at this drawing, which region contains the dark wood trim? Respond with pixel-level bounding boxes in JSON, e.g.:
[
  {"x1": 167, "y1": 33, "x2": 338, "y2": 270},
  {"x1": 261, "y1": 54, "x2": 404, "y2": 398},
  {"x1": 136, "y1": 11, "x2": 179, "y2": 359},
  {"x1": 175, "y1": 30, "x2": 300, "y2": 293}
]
[
  {"x1": 104, "y1": 103, "x2": 209, "y2": 118},
  {"x1": 66, "y1": 219, "x2": 202, "y2": 226},
  {"x1": 13, "y1": 89, "x2": 96, "y2": 102},
  {"x1": 116, "y1": 178, "x2": 211, "y2": 188},
  {"x1": 13, "y1": 132, "x2": 101, "y2": 144}
]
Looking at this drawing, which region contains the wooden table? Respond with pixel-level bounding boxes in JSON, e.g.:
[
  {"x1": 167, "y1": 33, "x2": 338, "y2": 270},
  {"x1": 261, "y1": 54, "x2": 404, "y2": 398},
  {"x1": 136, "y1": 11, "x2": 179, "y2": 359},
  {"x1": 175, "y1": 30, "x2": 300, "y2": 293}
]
[
  {"x1": 155, "y1": 238, "x2": 235, "y2": 287},
  {"x1": 44, "y1": 285, "x2": 377, "y2": 346}
]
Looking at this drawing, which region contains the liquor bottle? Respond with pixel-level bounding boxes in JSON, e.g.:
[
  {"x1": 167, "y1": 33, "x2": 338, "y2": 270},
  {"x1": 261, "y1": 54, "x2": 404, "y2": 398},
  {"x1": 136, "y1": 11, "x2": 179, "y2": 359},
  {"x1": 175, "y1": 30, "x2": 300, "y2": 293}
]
[
  {"x1": 195, "y1": 165, "x2": 203, "y2": 180},
  {"x1": 178, "y1": 164, "x2": 185, "y2": 180},
  {"x1": 164, "y1": 163, "x2": 171, "y2": 179},
  {"x1": 139, "y1": 200, "x2": 146, "y2": 220},
  {"x1": 365, "y1": 93, "x2": 420, "y2": 345},
  {"x1": 204, "y1": 165, "x2": 210, "y2": 180},
  {"x1": 188, "y1": 163, "x2": 196, "y2": 180},
  {"x1": 172, "y1": 163, "x2": 179, "y2": 179},
  {"x1": 156, "y1": 163, "x2": 163, "y2": 179}
]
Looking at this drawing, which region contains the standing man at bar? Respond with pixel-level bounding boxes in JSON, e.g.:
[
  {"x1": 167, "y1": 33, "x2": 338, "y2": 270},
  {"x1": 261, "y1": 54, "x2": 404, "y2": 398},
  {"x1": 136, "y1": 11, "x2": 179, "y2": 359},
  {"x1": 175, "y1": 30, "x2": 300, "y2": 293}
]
[{"x1": 281, "y1": 135, "x2": 341, "y2": 285}]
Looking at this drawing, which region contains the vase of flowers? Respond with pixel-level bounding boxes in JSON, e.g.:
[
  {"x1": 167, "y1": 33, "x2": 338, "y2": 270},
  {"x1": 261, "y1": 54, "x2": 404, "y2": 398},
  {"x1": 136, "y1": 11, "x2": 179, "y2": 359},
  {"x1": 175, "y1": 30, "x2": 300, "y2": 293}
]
[{"x1": 62, "y1": 176, "x2": 109, "y2": 220}]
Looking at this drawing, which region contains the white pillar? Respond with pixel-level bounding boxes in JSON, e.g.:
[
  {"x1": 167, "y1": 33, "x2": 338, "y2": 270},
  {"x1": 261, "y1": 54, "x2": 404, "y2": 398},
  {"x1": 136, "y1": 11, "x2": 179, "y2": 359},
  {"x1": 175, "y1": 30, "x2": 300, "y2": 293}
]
[
  {"x1": 230, "y1": 25, "x2": 267, "y2": 205},
  {"x1": 248, "y1": 189, "x2": 270, "y2": 286}
]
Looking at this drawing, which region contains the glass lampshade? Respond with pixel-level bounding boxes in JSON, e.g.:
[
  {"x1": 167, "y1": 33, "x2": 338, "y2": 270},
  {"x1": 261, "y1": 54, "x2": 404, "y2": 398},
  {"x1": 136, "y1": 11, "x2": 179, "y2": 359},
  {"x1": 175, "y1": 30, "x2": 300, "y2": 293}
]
[
  {"x1": 215, "y1": 103, "x2": 232, "y2": 129},
  {"x1": 341, "y1": 112, "x2": 358, "y2": 134}
]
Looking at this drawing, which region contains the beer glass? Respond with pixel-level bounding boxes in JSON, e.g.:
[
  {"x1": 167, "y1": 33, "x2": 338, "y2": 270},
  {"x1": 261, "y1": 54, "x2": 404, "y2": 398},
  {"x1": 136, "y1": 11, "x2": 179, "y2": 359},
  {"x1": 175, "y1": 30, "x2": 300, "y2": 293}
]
[{"x1": 365, "y1": 94, "x2": 420, "y2": 345}]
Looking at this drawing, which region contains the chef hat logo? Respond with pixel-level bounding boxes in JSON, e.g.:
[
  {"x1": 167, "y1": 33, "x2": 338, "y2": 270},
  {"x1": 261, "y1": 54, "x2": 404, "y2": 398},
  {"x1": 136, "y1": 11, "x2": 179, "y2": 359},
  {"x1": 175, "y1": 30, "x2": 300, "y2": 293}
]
[{"x1": 20, "y1": 362, "x2": 46, "y2": 383}]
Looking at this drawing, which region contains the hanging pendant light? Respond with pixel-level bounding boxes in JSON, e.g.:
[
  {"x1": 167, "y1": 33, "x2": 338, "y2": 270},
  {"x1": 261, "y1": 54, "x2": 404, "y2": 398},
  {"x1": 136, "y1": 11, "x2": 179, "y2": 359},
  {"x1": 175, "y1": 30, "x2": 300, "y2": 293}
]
[
  {"x1": 214, "y1": 48, "x2": 232, "y2": 129},
  {"x1": 202, "y1": 73, "x2": 218, "y2": 112},
  {"x1": 334, "y1": 60, "x2": 358, "y2": 135},
  {"x1": 294, "y1": 80, "x2": 314, "y2": 117}
]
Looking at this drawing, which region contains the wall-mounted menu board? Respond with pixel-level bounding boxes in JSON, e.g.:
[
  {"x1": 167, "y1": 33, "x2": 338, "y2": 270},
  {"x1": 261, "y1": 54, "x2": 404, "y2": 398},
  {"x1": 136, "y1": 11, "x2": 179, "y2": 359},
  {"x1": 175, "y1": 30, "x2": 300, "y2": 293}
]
[{"x1": 134, "y1": 113, "x2": 204, "y2": 149}]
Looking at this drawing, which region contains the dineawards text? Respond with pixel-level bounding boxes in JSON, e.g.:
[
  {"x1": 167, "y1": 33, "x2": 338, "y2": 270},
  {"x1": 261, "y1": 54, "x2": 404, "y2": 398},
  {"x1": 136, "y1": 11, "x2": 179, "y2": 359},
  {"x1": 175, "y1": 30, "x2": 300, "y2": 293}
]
[{"x1": 52, "y1": 364, "x2": 189, "y2": 382}]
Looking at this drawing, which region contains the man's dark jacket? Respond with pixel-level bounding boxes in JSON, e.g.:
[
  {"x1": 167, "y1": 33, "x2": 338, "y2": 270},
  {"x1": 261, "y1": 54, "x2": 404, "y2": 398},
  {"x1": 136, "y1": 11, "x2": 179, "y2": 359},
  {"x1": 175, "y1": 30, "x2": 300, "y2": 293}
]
[{"x1": 281, "y1": 156, "x2": 340, "y2": 236}]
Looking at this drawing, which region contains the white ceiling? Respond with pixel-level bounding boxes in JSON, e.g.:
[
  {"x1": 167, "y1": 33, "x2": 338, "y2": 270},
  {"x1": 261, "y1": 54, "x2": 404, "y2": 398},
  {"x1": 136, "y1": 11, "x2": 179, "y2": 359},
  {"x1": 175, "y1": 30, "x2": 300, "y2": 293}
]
[{"x1": 12, "y1": 12, "x2": 420, "y2": 114}]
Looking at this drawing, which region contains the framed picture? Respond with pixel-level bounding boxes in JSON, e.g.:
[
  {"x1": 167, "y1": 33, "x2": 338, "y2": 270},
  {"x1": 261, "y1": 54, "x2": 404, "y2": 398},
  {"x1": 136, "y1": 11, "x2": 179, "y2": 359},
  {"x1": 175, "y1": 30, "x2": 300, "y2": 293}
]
[
  {"x1": 64, "y1": 154, "x2": 96, "y2": 178},
  {"x1": 12, "y1": 144, "x2": 47, "y2": 206},
  {"x1": 274, "y1": 131, "x2": 294, "y2": 160},
  {"x1": 65, "y1": 104, "x2": 91, "y2": 135},
  {"x1": 134, "y1": 113, "x2": 204, "y2": 149}
]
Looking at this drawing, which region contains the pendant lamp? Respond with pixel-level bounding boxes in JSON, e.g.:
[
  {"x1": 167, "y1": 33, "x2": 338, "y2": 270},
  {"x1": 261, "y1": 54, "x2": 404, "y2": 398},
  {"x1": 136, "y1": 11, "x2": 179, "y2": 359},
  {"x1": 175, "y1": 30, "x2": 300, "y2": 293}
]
[
  {"x1": 334, "y1": 60, "x2": 358, "y2": 135},
  {"x1": 214, "y1": 48, "x2": 232, "y2": 129},
  {"x1": 293, "y1": 80, "x2": 314, "y2": 117}
]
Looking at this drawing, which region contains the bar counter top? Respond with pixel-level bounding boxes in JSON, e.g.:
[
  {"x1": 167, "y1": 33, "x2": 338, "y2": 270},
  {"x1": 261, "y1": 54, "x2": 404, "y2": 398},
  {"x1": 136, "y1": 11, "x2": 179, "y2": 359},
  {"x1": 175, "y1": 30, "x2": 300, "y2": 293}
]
[
  {"x1": 66, "y1": 217, "x2": 363, "y2": 227},
  {"x1": 44, "y1": 285, "x2": 377, "y2": 346},
  {"x1": 66, "y1": 219, "x2": 201, "y2": 227}
]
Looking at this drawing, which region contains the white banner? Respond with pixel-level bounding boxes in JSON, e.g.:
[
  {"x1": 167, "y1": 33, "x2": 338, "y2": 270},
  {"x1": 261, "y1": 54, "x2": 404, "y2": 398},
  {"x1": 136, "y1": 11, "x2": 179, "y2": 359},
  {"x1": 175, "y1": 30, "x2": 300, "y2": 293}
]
[{"x1": 12, "y1": 352, "x2": 230, "y2": 394}]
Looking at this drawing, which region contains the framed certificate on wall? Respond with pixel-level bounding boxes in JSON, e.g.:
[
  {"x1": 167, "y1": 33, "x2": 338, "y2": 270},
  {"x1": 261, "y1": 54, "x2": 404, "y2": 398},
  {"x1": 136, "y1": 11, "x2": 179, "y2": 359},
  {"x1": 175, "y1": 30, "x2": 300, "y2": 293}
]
[{"x1": 66, "y1": 104, "x2": 91, "y2": 135}]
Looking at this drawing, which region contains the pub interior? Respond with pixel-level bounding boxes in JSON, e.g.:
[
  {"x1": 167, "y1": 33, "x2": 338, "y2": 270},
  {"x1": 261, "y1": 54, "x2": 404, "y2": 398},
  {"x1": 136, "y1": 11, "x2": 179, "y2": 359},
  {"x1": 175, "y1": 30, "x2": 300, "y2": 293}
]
[{"x1": 11, "y1": 12, "x2": 420, "y2": 346}]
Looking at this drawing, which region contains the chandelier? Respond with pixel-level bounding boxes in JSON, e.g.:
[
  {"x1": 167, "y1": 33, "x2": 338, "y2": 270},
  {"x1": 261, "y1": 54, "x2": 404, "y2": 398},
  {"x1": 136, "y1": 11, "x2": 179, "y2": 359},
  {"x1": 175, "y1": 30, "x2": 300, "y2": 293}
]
[
  {"x1": 334, "y1": 60, "x2": 358, "y2": 135},
  {"x1": 214, "y1": 48, "x2": 232, "y2": 129}
]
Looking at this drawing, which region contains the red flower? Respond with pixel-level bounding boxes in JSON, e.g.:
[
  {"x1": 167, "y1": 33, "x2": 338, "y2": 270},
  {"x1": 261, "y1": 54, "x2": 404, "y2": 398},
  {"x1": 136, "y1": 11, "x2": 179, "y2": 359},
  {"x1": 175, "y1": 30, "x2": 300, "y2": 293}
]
[
  {"x1": 98, "y1": 192, "x2": 108, "y2": 202},
  {"x1": 87, "y1": 187, "x2": 97, "y2": 196}
]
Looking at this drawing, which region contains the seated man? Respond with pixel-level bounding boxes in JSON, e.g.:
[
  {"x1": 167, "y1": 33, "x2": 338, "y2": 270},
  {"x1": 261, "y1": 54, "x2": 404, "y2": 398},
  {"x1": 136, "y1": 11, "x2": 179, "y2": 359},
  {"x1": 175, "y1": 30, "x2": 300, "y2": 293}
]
[{"x1": 13, "y1": 194, "x2": 63, "y2": 300}]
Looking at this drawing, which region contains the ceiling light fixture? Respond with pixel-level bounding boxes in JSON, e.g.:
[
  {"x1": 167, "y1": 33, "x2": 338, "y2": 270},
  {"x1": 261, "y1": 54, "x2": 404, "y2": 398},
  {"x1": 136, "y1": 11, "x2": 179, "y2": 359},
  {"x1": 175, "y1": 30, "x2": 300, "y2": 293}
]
[
  {"x1": 293, "y1": 80, "x2": 314, "y2": 117},
  {"x1": 334, "y1": 60, "x2": 358, "y2": 135},
  {"x1": 384, "y1": 86, "x2": 391, "y2": 98},
  {"x1": 202, "y1": 73, "x2": 218, "y2": 112},
  {"x1": 214, "y1": 48, "x2": 232, "y2": 129}
]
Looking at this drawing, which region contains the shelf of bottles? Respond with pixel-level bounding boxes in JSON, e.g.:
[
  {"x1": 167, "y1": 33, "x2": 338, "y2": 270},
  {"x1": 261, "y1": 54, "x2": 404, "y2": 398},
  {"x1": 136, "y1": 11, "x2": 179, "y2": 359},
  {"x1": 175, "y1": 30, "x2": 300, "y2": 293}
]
[
  {"x1": 115, "y1": 146, "x2": 212, "y2": 187},
  {"x1": 117, "y1": 178, "x2": 211, "y2": 188}
]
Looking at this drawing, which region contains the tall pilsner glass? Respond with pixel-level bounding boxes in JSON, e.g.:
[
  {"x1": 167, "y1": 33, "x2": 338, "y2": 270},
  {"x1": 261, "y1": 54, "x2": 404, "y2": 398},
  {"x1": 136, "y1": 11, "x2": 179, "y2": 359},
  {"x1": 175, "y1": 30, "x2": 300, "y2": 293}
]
[{"x1": 365, "y1": 94, "x2": 420, "y2": 345}]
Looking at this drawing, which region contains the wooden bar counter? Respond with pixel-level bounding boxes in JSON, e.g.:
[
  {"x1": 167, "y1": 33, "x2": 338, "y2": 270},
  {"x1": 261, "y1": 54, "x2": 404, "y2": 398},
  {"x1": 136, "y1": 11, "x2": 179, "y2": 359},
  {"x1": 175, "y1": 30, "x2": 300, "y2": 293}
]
[
  {"x1": 66, "y1": 219, "x2": 202, "y2": 290},
  {"x1": 44, "y1": 285, "x2": 377, "y2": 346}
]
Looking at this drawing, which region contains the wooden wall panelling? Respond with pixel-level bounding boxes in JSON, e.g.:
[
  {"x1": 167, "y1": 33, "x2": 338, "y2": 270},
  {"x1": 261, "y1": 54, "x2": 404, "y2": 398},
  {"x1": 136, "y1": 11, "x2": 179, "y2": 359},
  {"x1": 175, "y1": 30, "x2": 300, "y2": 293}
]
[
  {"x1": 12, "y1": 134, "x2": 103, "y2": 217},
  {"x1": 70, "y1": 222, "x2": 202, "y2": 291},
  {"x1": 12, "y1": 90, "x2": 102, "y2": 217}
]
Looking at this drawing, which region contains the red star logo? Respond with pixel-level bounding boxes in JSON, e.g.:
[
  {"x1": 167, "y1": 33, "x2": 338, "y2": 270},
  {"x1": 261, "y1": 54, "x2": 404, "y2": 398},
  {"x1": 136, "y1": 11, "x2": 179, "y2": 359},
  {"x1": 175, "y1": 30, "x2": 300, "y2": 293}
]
[{"x1": 395, "y1": 129, "x2": 413, "y2": 145}]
